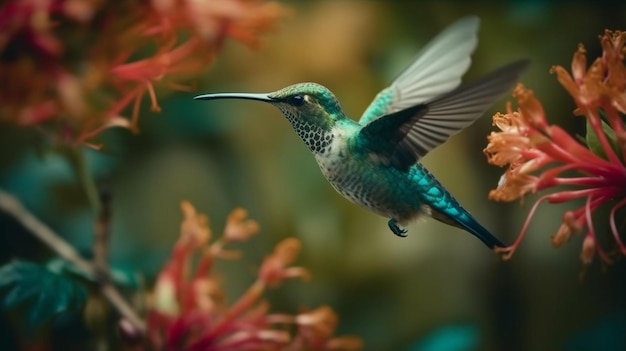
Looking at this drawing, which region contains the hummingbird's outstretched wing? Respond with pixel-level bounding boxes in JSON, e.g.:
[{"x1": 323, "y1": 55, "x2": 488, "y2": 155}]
[
  {"x1": 358, "y1": 16, "x2": 480, "y2": 126},
  {"x1": 359, "y1": 60, "x2": 529, "y2": 172}
]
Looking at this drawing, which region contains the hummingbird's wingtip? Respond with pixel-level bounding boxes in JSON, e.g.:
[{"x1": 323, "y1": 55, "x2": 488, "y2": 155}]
[{"x1": 193, "y1": 94, "x2": 210, "y2": 100}]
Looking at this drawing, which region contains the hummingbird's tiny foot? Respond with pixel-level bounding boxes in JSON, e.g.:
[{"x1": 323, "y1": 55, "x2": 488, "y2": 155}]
[{"x1": 388, "y1": 219, "x2": 408, "y2": 237}]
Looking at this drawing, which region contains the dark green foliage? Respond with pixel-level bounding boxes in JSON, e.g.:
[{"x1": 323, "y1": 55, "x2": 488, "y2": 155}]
[
  {"x1": 0, "y1": 260, "x2": 87, "y2": 333},
  {"x1": 586, "y1": 118, "x2": 622, "y2": 161}
]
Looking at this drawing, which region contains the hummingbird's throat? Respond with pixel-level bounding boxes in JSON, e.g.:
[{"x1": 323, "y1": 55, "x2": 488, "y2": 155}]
[
  {"x1": 300, "y1": 128, "x2": 334, "y2": 155},
  {"x1": 277, "y1": 105, "x2": 334, "y2": 155}
]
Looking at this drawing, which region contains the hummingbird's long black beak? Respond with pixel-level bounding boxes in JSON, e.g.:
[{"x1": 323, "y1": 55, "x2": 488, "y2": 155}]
[{"x1": 193, "y1": 92, "x2": 275, "y2": 102}]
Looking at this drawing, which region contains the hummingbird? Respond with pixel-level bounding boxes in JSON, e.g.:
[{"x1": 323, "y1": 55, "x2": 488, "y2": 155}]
[{"x1": 195, "y1": 16, "x2": 528, "y2": 249}]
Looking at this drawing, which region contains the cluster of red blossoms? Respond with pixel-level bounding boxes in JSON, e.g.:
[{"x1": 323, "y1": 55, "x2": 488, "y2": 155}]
[
  {"x1": 138, "y1": 202, "x2": 362, "y2": 351},
  {"x1": 484, "y1": 30, "x2": 626, "y2": 269},
  {"x1": 0, "y1": 0, "x2": 285, "y2": 149}
]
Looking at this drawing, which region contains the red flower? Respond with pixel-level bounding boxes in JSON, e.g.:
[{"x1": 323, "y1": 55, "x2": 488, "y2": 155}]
[
  {"x1": 0, "y1": 0, "x2": 286, "y2": 149},
  {"x1": 143, "y1": 202, "x2": 362, "y2": 351},
  {"x1": 484, "y1": 30, "x2": 626, "y2": 270}
]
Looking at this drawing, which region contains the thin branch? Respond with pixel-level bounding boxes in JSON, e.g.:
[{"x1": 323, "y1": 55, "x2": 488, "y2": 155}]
[
  {"x1": 0, "y1": 189, "x2": 95, "y2": 275},
  {"x1": 0, "y1": 189, "x2": 146, "y2": 333}
]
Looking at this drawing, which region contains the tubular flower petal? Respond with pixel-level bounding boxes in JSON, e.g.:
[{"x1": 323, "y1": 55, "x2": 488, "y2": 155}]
[
  {"x1": 572, "y1": 44, "x2": 588, "y2": 82},
  {"x1": 513, "y1": 84, "x2": 548, "y2": 131},
  {"x1": 488, "y1": 170, "x2": 538, "y2": 202},
  {"x1": 259, "y1": 238, "x2": 311, "y2": 287},
  {"x1": 223, "y1": 208, "x2": 260, "y2": 242},
  {"x1": 484, "y1": 112, "x2": 532, "y2": 167},
  {"x1": 580, "y1": 234, "x2": 596, "y2": 266},
  {"x1": 295, "y1": 306, "x2": 339, "y2": 348}
]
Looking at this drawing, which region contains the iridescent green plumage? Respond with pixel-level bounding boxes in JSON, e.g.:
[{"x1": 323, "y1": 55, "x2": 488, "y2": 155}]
[{"x1": 195, "y1": 16, "x2": 529, "y2": 249}]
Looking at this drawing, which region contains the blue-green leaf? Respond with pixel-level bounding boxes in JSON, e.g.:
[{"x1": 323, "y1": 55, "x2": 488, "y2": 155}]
[
  {"x1": 0, "y1": 260, "x2": 87, "y2": 332},
  {"x1": 407, "y1": 325, "x2": 480, "y2": 351}
]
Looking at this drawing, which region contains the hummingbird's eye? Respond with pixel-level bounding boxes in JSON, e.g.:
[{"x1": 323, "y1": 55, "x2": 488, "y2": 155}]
[{"x1": 290, "y1": 94, "x2": 305, "y2": 106}]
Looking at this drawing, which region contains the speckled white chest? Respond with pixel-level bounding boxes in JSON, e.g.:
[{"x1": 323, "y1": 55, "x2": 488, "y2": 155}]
[{"x1": 314, "y1": 130, "x2": 394, "y2": 216}]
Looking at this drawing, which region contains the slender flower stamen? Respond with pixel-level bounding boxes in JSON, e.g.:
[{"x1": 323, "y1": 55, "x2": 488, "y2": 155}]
[{"x1": 609, "y1": 197, "x2": 626, "y2": 255}]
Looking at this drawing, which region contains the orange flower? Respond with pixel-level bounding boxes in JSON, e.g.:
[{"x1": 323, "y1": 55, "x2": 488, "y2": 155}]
[{"x1": 484, "y1": 30, "x2": 626, "y2": 269}]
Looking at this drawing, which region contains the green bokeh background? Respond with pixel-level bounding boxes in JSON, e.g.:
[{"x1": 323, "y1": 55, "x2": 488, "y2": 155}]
[{"x1": 1, "y1": 1, "x2": 626, "y2": 350}]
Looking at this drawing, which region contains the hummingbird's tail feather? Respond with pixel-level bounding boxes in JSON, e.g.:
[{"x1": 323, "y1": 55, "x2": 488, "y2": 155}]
[{"x1": 430, "y1": 209, "x2": 505, "y2": 249}]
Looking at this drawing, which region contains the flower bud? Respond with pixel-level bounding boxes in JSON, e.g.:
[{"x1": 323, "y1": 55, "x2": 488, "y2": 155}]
[{"x1": 580, "y1": 235, "x2": 596, "y2": 265}]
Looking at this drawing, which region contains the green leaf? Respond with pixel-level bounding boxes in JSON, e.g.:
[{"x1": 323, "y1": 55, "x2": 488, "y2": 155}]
[
  {"x1": 0, "y1": 260, "x2": 87, "y2": 332},
  {"x1": 586, "y1": 117, "x2": 622, "y2": 160}
]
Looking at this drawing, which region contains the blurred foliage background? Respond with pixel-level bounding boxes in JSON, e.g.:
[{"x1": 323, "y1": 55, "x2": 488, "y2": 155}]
[{"x1": 1, "y1": 1, "x2": 626, "y2": 350}]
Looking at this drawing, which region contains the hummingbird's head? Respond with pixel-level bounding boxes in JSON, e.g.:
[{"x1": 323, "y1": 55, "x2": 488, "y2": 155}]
[
  {"x1": 195, "y1": 82, "x2": 345, "y2": 155},
  {"x1": 267, "y1": 82, "x2": 343, "y2": 121}
]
